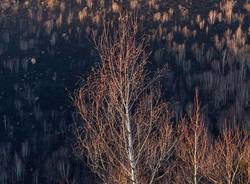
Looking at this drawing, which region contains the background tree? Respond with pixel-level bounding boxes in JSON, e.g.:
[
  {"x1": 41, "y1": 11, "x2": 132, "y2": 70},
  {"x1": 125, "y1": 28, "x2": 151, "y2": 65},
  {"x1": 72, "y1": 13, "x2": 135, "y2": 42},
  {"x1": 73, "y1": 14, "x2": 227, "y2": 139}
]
[{"x1": 73, "y1": 16, "x2": 176, "y2": 184}]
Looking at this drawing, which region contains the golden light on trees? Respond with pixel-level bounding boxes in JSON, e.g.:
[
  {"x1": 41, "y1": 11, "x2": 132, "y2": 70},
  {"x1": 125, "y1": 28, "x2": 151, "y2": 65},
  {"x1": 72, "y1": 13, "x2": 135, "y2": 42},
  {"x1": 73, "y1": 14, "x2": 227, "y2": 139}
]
[{"x1": 73, "y1": 15, "x2": 176, "y2": 184}]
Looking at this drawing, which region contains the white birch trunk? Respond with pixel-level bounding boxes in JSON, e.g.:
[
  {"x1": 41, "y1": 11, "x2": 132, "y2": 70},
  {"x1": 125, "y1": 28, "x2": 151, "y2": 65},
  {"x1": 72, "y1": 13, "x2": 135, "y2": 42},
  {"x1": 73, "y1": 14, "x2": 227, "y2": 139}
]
[
  {"x1": 194, "y1": 131, "x2": 198, "y2": 184},
  {"x1": 125, "y1": 106, "x2": 137, "y2": 184}
]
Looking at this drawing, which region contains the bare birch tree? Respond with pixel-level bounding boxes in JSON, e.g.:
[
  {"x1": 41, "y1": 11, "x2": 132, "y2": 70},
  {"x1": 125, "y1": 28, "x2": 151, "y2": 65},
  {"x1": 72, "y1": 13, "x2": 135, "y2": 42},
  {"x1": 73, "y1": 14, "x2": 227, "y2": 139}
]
[
  {"x1": 204, "y1": 126, "x2": 249, "y2": 184},
  {"x1": 73, "y1": 16, "x2": 176, "y2": 184},
  {"x1": 176, "y1": 90, "x2": 211, "y2": 184}
]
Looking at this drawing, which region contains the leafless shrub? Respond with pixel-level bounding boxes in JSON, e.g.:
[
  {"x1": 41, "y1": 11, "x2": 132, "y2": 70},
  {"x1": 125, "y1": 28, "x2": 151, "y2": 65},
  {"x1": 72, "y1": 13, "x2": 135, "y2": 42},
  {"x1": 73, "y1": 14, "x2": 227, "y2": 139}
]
[
  {"x1": 208, "y1": 10, "x2": 217, "y2": 24},
  {"x1": 220, "y1": 0, "x2": 236, "y2": 23}
]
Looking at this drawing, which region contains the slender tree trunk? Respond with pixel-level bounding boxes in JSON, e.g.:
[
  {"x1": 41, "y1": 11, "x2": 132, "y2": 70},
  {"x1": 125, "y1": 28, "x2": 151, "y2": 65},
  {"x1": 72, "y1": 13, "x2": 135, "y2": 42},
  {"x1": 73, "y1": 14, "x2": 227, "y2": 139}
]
[
  {"x1": 194, "y1": 131, "x2": 198, "y2": 184},
  {"x1": 125, "y1": 105, "x2": 137, "y2": 184}
]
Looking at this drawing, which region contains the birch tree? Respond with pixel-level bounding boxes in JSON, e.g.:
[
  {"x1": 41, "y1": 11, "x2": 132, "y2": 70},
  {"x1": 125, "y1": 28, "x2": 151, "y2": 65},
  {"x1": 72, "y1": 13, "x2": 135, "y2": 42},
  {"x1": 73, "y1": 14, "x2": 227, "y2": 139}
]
[
  {"x1": 73, "y1": 16, "x2": 176, "y2": 184},
  {"x1": 176, "y1": 91, "x2": 211, "y2": 184},
  {"x1": 204, "y1": 126, "x2": 249, "y2": 184}
]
